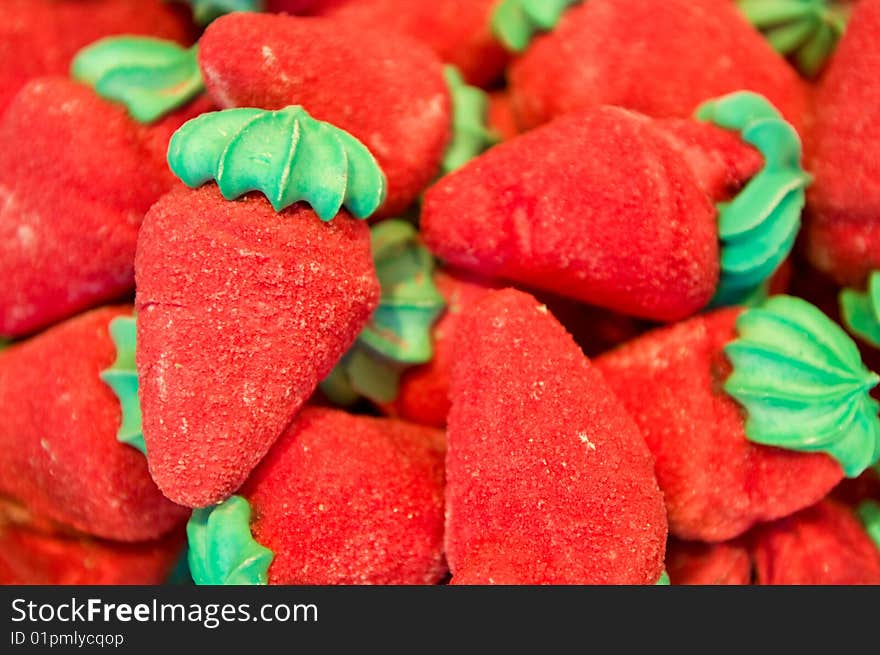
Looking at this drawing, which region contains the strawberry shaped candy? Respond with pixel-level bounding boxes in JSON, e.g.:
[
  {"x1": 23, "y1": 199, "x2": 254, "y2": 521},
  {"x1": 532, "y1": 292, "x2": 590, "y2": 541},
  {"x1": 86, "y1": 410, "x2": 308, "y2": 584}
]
[
  {"x1": 596, "y1": 295, "x2": 880, "y2": 541},
  {"x1": 0, "y1": 0, "x2": 194, "y2": 115},
  {"x1": 0, "y1": 307, "x2": 188, "y2": 541},
  {"x1": 423, "y1": 92, "x2": 810, "y2": 321},
  {"x1": 804, "y1": 0, "x2": 880, "y2": 286},
  {"x1": 504, "y1": 0, "x2": 809, "y2": 132},
  {"x1": 186, "y1": 408, "x2": 446, "y2": 585},
  {"x1": 446, "y1": 288, "x2": 667, "y2": 584},
  {"x1": 749, "y1": 498, "x2": 880, "y2": 584},
  {"x1": 136, "y1": 105, "x2": 383, "y2": 508},
  {"x1": 0, "y1": 36, "x2": 212, "y2": 338},
  {"x1": 0, "y1": 510, "x2": 186, "y2": 585},
  {"x1": 665, "y1": 538, "x2": 752, "y2": 585},
  {"x1": 197, "y1": 12, "x2": 496, "y2": 216}
]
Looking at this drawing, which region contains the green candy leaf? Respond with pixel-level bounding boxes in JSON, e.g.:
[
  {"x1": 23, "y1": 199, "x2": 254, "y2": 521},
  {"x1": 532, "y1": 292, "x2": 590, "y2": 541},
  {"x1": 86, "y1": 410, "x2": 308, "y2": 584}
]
[
  {"x1": 696, "y1": 92, "x2": 811, "y2": 308},
  {"x1": 857, "y1": 500, "x2": 880, "y2": 551},
  {"x1": 71, "y1": 36, "x2": 204, "y2": 124},
  {"x1": 655, "y1": 571, "x2": 671, "y2": 586},
  {"x1": 491, "y1": 0, "x2": 583, "y2": 52},
  {"x1": 168, "y1": 106, "x2": 387, "y2": 220},
  {"x1": 187, "y1": 496, "x2": 274, "y2": 585},
  {"x1": 99, "y1": 316, "x2": 146, "y2": 456},
  {"x1": 737, "y1": 0, "x2": 848, "y2": 77},
  {"x1": 320, "y1": 220, "x2": 445, "y2": 405},
  {"x1": 442, "y1": 66, "x2": 498, "y2": 174},
  {"x1": 840, "y1": 271, "x2": 880, "y2": 349},
  {"x1": 173, "y1": 0, "x2": 265, "y2": 26},
  {"x1": 725, "y1": 295, "x2": 880, "y2": 478}
]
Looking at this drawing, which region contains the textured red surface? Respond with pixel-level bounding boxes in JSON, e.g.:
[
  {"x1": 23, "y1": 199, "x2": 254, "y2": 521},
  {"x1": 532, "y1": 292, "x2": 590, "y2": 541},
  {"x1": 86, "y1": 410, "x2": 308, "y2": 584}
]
[
  {"x1": 321, "y1": 0, "x2": 508, "y2": 88},
  {"x1": 0, "y1": 78, "x2": 212, "y2": 338},
  {"x1": 445, "y1": 288, "x2": 667, "y2": 584},
  {"x1": 0, "y1": 0, "x2": 194, "y2": 115},
  {"x1": 197, "y1": 12, "x2": 451, "y2": 217},
  {"x1": 422, "y1": 107, "x2": 731, "y2": 322},
  {"x1": 803, "y1": 0, "x2": 880, "y2": 286},
  {"x1": 135, "y1": 185, "x2": 380, "y2": 508},
  {"x1": 0, "y1": 306, "x2": 188, "y2": 541},
  {"x1": 244, "y1": 407, "x2": 447, "y2": 585},
  {"x1": 665, "y1": 538, "x2": 752, "y2": 585},
  {"x1": 508, "y1": 0, "x2": 808, "y2": 132},
  {"x1": 0, "y1": 520, "x2": 185, "y2": 585},
  {"x1": 749, "y1": 499, "x2": 880, "y2": 585},
  {"x1": 595, "y1": 308, "x2": 844, "y2": 542}
]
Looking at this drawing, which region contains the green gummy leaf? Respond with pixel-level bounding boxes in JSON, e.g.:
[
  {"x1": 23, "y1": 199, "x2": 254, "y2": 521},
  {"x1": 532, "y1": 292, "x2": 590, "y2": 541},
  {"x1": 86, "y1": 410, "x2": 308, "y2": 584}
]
[
  {"x1": 491, "y1": 0, "x2": 583, "y2": 52},
  {"x1": 656, "y1": 571, "x2": 671, "y2": 586},
  {"x1": 168, "y1": 105, "x2": 387, "y2": 220},
  {"x1": 187, "y1": 496, "x2": 274, "y2": 585},
  {"x1": 840, "y1": 271, "x2": 880, "y2": 349},
  {"x1": 696, "y1": 92, "x2": 810, "y2": 308},
  {"x1": 442, "y1": 66, "x2": 498, "y2": 174},
  {"x1": 736, "y1": 0, "x2": 848, "y2": 77},
  {"x1": 71, "y1": 36, "x2": 204, "y2": 124},
  {"x1": 99, "y1": 316, "x2": 146, "y2": 456},
  {"x1": 725, "y1": 295, "x2": 880, "y2": 478},
  {"x1": 320, "y1": 220, "x2": 445, "y2": 406},
  {"x1": 858, "y1": 500, "x2": 880, "y2": 552},
  {"x1": 175, "y1": 0, "x2": 266, "y2": 26}
]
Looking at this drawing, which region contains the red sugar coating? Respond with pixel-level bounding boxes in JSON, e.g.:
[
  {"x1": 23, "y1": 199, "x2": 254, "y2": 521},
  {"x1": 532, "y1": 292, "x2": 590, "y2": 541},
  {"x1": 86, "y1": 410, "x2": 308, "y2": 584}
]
[
  {"x1": 0, "y1": 306, "x2": 188, "y2": 541},
  {"x1": 320, "y1": 0, "x2": 508, "y2": 88},
  {"x1": 382, "y1": 268, "x2": 500, "y2": 428},
  {"x1": 135, "y1": 185, "x2": 380, "y2": 508},
  {"x1": 803, "y1": 0, "x2": 880, "y2": 286},
  {"x1": 0, "y1": 519, "x2": 185, "y2": 586},
  {"x1": 197, "y1": 12, "x2": 451, "y2": 217},
  {"x1": 0, "y1": 0, "x2": 194, "y2": 115},
  {"x1": 749, "y1": 499, "x2": 880, "y2": 585},
  {"x1": 665, "y1": 538, "x2": 752, "y2": 585},
  {"x1": 0, "y1": 78, "x2": 212, "y2": 338},
  {"x1": 595, "y1": 308, "x2": 844, "y2": 542},
  {"x1": 508, "y1": 0, "x2": 808, "y2": 132},
  {"x1": 421, "y1": 107, "x2": 723, "y2": 322},
  {"x1": 446, "y1": 288, "x2": 667, "y2": 584},
  {"x1": 244, "y1": 407, "x2": 447, "y2": 585}
]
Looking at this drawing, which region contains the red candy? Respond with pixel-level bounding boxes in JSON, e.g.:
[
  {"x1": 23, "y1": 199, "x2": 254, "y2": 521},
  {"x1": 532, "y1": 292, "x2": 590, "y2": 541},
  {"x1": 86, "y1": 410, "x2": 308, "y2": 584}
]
[
  {"x1": 197, "y1": 12, "x2": 451, "y2": 216},
  {"x1": 0, "y1": 306, "x2": 187, "y2": 541},
  {"x1": 243, "y1": 408, "x2": 447, "y2": 585},
  {"x1": 135, "y1": 185, "x2": 379, "y2": 508},
  {"x1": 445, "y1": 288, "x2": 667, "y2": 584},
  {"x1": 665, "y1": 538, "x2": 752, "y2": 586}
]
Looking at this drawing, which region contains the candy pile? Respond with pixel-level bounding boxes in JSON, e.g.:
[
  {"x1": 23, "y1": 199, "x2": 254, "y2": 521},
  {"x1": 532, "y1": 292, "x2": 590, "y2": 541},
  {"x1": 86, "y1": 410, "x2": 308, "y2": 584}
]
[{"x1": 1, "y1": 0, "x2": 880, "y2": 586}]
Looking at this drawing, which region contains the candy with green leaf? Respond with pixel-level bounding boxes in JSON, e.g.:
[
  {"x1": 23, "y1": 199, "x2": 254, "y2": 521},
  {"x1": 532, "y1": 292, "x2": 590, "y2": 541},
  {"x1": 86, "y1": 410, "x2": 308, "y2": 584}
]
[
  {"x1": 442, "y1": 66, "x2": 498, "y2": 174},
  {"x1": 737, "y1": 0, "x2": 848, "y2": 77},
  {"x1": 187, "y1": 495, "x2": 274, "y2": 585},
  {"x1": 71, "y1": 36, "x2": 204, "y2": 124},
  {"x1": 491, "y1": 0, "x2": 583, "y2": 52},
  {"x1": 99, "y1": 316, "x2": 146, "y2": 456},
  {"x1": 176, "y1": 0, "x2": 265, "y2": 26},
  {"x1": 724, "y1": 295, "x2": 880, "y2": 478},
  {"x1": 840, "y1": 271, "x2": 880, "y2": 348},
  {"x1": 168, "y1": 106, "x2": 387, "y2": 220},
  {"x1": 696, "y1": 92, "x2": 811, "y2": 307},
  {"x1": 321, "y1": 220, "x2": 445, "y2": 405}
]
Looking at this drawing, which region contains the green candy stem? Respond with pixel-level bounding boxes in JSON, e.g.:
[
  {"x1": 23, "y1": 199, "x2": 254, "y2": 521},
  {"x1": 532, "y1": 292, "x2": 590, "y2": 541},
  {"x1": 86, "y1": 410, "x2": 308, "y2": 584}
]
[
  {"x1": 99, "y1": 316, "x2": 146, "y2": 456},
  {"x1": 724, "y1": 295, "x2": 880, "y2": 478},
  {"x1": 696, "y1": 92, "x2": 811, "y2": 308},
  {"x1": 858, "y1": 500, "x2": 880, "y2": 552},
  {"x1": 840, "y1": 271, "x2": 880, "y2": 349},
  {"x1": 187, "y1": 496, "x2": 274, "y2": 585},
  {"x1": 174, "y1": 0, "x2": 266, "y2": 26},
  {"x1": 442, "y1": 66, "x2": 498, "y2": 174},
  {"x1": 737, "y1": 0, "x2": 849, "y2": 77},
  {"x1": 71, "y1": 36, "x2": 204, "y2": 124},
  {"x1": 491, "y1": 0, "x2": 583, "y2": 52},
  {"x1": 320, "y1": 220, "x2": 445, "y2": 406},
  {"x1": 168, "y1": 105, "x2": 387, "y2": 220}
]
